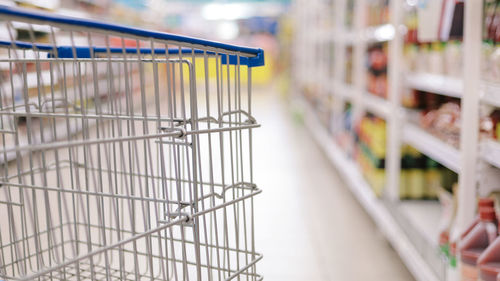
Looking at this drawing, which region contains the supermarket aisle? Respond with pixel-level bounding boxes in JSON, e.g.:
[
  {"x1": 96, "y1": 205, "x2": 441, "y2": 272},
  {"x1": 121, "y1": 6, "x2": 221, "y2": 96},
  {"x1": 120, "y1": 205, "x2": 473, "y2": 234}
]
[{"x1": 252, "y1": 87, "x2": 414, "y2": 281}]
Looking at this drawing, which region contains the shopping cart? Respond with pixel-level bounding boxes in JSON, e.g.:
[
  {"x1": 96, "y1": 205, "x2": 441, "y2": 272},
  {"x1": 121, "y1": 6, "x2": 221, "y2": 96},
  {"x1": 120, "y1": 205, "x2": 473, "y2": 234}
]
[{"x1": 0, "y1": 5, "x2": 263, "y2": 281}]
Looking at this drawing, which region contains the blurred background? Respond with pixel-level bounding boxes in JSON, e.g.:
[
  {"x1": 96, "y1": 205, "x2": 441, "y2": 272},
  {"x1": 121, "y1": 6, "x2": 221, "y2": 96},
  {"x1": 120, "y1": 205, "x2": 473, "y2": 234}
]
[{"x1": 6, "y1": 0, "x2": 500, "y2": 281}]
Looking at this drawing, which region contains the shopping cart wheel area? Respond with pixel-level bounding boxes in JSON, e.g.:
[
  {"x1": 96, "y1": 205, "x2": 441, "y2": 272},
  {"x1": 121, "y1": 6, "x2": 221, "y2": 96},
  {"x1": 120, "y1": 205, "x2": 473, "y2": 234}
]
[{"x1": 0, "y1": 5, "x2": 264, "y2": 281}]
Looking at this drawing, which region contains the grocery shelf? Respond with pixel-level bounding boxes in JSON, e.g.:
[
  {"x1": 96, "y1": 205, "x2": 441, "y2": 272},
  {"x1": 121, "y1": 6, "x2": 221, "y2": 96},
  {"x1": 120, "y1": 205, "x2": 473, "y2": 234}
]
[
  {"x1": 403, "y1": 123, "x2": 460, "y2": 173},
  {"x1": 363, "y1": 92, "x2": 390, "y2": 118},
  {"x1": 481, "y1": 82, "x2": 500, "y2": 108},
  {"x1": 334, "y1": 82, "x2": 354, "y2": 101},
  {"x1": 480, "y1": 139, "x2": 500, "y2": 169},
  {"x1": 392, "y1": 200, "x2": 445, "y2": 281},
  {"x1": 405, "y1": 72, "x2": 463, "y2": 98},
  {"x1": 397, "y1": 200, "x2": 442, "y2": 248},
  {"x1": 293, "y1": 1, "x2": 492, "y2": 280},
  {"x1": 298, "y1": 97, "x2": 441, "y2": 281}
]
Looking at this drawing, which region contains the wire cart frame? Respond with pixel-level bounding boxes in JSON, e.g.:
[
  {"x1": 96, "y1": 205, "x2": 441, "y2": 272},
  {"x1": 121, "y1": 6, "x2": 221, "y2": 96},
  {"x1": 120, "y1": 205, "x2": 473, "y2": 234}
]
[{"x1": 0, "y1": 5, "x2": 264, "y2": 281}]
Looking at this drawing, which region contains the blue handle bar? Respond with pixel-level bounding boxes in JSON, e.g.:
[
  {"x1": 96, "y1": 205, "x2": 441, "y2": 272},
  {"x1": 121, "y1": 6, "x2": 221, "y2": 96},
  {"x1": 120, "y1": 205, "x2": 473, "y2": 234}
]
[
  {"x1": 0, "y1": 40, "x2": 263, "y2": 67},
  {"x1": 0, "y1": 5, "x2": 264, "y2": 67}
]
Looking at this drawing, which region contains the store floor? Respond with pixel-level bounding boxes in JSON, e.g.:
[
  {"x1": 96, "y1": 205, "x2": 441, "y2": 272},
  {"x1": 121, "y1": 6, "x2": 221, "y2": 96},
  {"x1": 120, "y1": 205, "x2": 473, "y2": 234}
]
[{"x1": 252, "y1": 86, "x2": 415, "y2": 281}]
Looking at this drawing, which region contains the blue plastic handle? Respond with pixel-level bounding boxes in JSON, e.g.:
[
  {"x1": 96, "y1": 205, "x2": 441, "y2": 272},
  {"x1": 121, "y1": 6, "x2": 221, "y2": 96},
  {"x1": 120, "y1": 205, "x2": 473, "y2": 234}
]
[
  {"x1": 0, "y1": 40, "x2": 262, "y2": 67},
  {"x1": 0, "y1": 5, "x2": 264, "y2": 67}
]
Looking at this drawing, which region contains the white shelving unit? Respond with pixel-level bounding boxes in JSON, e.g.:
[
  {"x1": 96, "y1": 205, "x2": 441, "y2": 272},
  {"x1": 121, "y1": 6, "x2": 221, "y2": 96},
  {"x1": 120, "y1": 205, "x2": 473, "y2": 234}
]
[
  {"x1": 404, "y1": 75, "x2": 500, "y2": 108},
  {"x1": 403, "y1": 123, "x2": 460, "y2": 173},
  {"x1": 398, "y1": 200, "x2": 442, "y2": 248},
  {"x1": 405, "y1": 72, "x2": 463, "y2": 98},
  {"x1": 292, "y1": 0, "x2": 498, "y2": 281},
  {"x1": 363, "y1": 91, "x2": 391, "y2": 118},
  {"x1": 298, "y1": 98, "x2": 441, "y2": 281},
  {"x1": 480, "y1": 139, "x2": 500, "y2": 169},
  {"x1": 334, "y1": 82, "x2": 354, "y2": 101},
  {"x1": 481, "y1": 82, "x2": 500, "y2": 108}
]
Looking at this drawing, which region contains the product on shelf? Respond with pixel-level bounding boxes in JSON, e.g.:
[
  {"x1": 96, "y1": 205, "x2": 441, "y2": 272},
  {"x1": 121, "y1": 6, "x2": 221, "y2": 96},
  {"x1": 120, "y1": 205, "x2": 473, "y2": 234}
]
[
  {"x1": 414, "y1": 43, "x2": 430, "y2": 73},
  {"x1": 482, "y1": 0, "x2": 500, "y2": 82},
  {"x1": 402, "y1": 91, "x2": 461, "y2": 144},
  {"x1": 355, "y1": 114, "x2": 386, "y2": 196},
  {"x1": 404, "y1": 41, "x2": 462, "y2": 76},
  {"x1": 367, "y1": 43, "x2": 388, "y2": 98},
  {"x1": 424, "y1": 158, "x2": 443, "y2": 198},
  {"x1": 444, "y1": 40, "x2": 462, "y2": 77},
  {"x1": 403, "y1": 0, "x2": 464, "y2": 76},
  {"x1": 408, "y1": 91, "x2": 500, "y2": 170},
  {"x1": 403, "y1": 43, "x2": 419, "y2": 73},
  {"x1": 405, "y1": 91, "x2": 500, "y2": 146},
  {"x1": 400, "y1": 145, "x2": 424, "y2": 199},
  {"x1": 484, "y1": 0, "x2": 498, "y2": 42},
  {"x1": 481, "y1": 109, "x2": 500, "y2": 142},
  {"x1": 413, "y1": 0, "x2": 464, "y2": 42},
  {"x1": 478, "y1": 107, "x2": 500, "y2": 147},
  {"x1": 404, "y1": 2, "x2": 418, "y2": 44},
  {"x1": 356, "y1": 114, "x2": 458, "y2": 199},
  {"x1": 401, "y1": 148, "x2": 457, "y2": 200},
  {"x1": 333, "y1": 103, "x2": 354, "y2": 154},
  {"x1": 420, "y1": 102, "x2": 461, "y2": 148},
  {"x1": 428, "y1": 42, "x2": 445, "y2": 74},
  {"x1": 460, "y1": 207, "x2": 498, "y2": 281},
  {"x1": 478, "y1": 221, "x2": 500, "y2": 281},
  {"x1": 439, "y1": 0, "x2": 464, "y2": 41},
  {"x1": 483, "y1": 0, "x2": 500, "y2": 43},
  {"x1": 447, "y1": 198, "x2": 496, "y2": 268},
  {"x1": 415, "y1": 0, "x2": 442, "y2": 43}
]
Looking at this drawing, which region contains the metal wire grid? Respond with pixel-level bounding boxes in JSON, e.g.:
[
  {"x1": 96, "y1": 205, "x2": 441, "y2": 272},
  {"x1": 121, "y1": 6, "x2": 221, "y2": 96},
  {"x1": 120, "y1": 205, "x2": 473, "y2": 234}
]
[{"x1": 0, "y1": 8, "x2": 262, "y2": 281}]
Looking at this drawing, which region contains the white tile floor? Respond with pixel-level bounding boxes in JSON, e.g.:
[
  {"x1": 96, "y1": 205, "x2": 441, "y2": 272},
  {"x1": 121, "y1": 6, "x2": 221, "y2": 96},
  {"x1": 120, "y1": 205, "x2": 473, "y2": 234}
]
[{"x1": 252, "y1": 88, "x2": 415, "y2": 281}]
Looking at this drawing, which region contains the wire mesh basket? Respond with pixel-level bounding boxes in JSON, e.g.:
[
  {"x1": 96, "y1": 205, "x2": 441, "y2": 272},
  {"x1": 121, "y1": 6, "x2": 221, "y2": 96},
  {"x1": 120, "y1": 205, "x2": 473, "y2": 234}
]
[{"x1": 0, "y1": 5, "x2": 264, "y2": 281}]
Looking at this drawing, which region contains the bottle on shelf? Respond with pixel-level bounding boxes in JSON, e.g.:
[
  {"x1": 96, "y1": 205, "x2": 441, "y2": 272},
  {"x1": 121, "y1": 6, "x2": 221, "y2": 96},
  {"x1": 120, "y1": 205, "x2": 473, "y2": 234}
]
[
  {"x1": 449, "y1": 198, "x2": 496, "y2": 268},
  {"x1": 462, "y1": 198, "x2": 496, "y2": 241},
  {"x1": 478, "y1": 220, "x2": 500, "y2": 281},
  {"x1": 460, "y1": 207, "x2": 498, "y2": 281}
]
